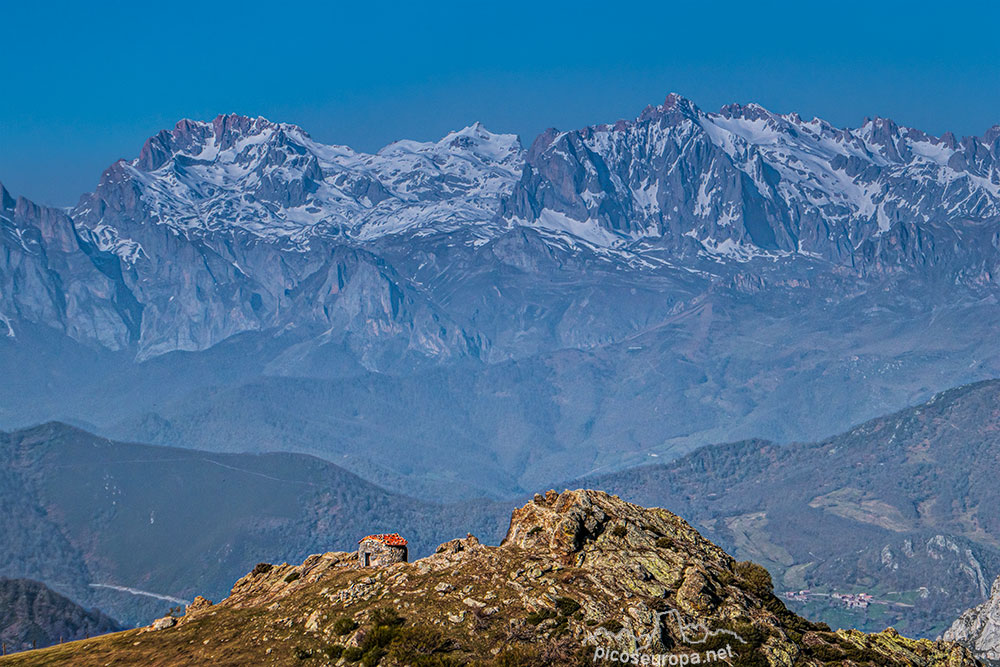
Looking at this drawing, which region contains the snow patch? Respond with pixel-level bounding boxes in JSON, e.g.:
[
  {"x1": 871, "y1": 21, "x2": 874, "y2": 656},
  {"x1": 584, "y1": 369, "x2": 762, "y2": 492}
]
[{"x1": 0, "y1": 313, "x2": 14, "y2": 338}]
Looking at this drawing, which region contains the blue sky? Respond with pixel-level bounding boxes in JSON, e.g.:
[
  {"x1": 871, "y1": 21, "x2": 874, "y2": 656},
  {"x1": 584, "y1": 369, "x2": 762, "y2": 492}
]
[{"x1": 3, "y1": 0, "x2": 1000, "y2": 206}]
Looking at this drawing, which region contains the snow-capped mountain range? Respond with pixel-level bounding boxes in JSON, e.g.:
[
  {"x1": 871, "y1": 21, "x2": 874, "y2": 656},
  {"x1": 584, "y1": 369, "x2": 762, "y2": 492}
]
[
  {"x1": 74, "y1": 114, "x2": 524, "y2": 252},
  {"x1": 66, "y1": 93, "x2": 1000, "y2": 269},
  {"x1": 5, "y1": 94, "x2": 1000, "y2": 361}
]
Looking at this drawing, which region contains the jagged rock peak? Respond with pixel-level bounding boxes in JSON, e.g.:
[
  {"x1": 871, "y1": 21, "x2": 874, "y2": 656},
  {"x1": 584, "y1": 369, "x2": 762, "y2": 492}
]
[
  {"x1": 944, "y1": 574, "x2": 1000, "y2": 663},
  {"x1": 135, "y1": 112, "x2": 312, "y2": 172},
  {"x1": 637, "y1": 92, "x2": 703, "y2": 123},
  {"x1": 0, "y1": 181, "x2": 16, "y2": 212},
  {"x1": 501, "y1": 488, "x2": 721, "y2": 565}
]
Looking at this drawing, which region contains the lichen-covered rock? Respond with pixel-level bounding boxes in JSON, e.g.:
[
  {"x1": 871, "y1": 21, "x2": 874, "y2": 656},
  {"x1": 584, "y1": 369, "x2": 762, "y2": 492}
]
[
  {"x1": 185, "y1": 596, "x2": 212, "y2": 615},
  {"x1": 435, "y1": 533, "x2": 481, "y2": 554}
]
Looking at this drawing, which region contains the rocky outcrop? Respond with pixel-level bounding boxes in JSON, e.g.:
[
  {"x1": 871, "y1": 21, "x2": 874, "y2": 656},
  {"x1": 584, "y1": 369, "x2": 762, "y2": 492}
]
[
  {"x1": 0, "y1": 182, "x2": 136, "y2": 349},
  {"x1": 5, "y1": 490, "x2": 982, "y2": 666},
  {"x1": 944, "y1": 575, "x2": 1000, "y2": 663}
]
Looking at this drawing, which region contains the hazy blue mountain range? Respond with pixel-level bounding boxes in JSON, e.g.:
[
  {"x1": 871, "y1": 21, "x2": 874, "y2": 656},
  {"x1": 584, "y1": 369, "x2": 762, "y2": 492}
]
[
  {"x1": 0, "y1": 578, "x2": 120, "y2": 655},
  {"x1": 0, "y1": 422, "x2": 510, "y2": 627},
  {"x1": 2, "y1": 94, "x2": 1000, "y2": 500}
]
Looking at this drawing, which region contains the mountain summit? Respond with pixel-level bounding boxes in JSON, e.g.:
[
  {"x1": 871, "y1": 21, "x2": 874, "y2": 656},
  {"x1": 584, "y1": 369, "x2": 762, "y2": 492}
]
[{"x1": 0, "y1": 490, "x2": 981, "y2": 666}]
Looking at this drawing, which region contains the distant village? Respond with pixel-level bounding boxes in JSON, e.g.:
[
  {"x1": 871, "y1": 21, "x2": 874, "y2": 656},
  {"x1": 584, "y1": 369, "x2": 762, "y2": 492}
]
[{"x1": 782, "y1": 590, "x2": 883, "y2": 610}]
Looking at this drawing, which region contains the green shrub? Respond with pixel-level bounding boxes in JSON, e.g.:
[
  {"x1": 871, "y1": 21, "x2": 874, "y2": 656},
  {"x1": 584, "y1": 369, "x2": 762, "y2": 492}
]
[
  {"x1": 370, "y1": 607, "x2": 404, "y2": 628},
  {"x1": 292, "y1": 645, "x2": 312, "y2": 660},
  {"x1": 343, "y1": 646, "x2": 364, "y2": 662},
  {"x1": 283, "y1": 570, "x2": 301, "y2": 583},
  {"x1": 551, "y1": 614, "x2": 569, "y2": 635},
  {"x1": 599, "y1": 619, "x2": 623, "y2": 632},
  {"x1": 611, "y1": 525, "x2": 628, "y2": 538},
  {"x1": 733, "y1": 561, "x2": 772, "y2": 594},
  {"x1": 323, "y1": 644, "x2": 345, "y2": 659},
  {"x1": 332, "y1": 617, "x2": 359, "y2": 635},
  {"x1": 495, "y1": 647, "x2": 546, "y2": 667},
  {"x1": 656, "y1": 537, "x2": 673, "y2": 548},
  {"x1": 525, "y1": 608, "x2": 557, "y2": 625},
  {"x1": 762, "y1": 594, "x2": 785, "y2": 614},
  {"x1": 804, "y1": 642, "x2": 845, "y2": 661},
  {"x1": 362, "y1": 625, "x2": 400, "y2": 651},
  {"x1": 386, "y1": 625, "x2": 456, "y2": 662},
  {"x1": 554, "y1": 596, "x2": 580, "y2": 616},
  {"x1": 839, "y1": 643, "x2": 882, "y2": 662},
  {"x1": 361, "y1": 646, "x2": 387, "y2": 666}
]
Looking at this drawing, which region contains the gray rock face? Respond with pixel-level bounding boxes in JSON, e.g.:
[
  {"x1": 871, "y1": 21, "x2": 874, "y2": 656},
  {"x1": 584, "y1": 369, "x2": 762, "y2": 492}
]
[
  {"x1": 0, "y1": 182, "x2": 135, "y2": 349},
  {"x1": 945, "y1": 575, "x2": 1000, "y2": 663}
]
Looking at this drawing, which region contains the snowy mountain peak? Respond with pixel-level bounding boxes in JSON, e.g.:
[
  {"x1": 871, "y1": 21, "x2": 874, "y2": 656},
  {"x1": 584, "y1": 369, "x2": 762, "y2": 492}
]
[
  {"x1": 72, "y1": 115, "x2": 524, "y2": 251},
  {"x1": 637, "y1": 92, "x2": 702, "y2": 123},
  {"x1": 506, "y1": 95, "x2": 1000, "y2": 264},
  {"x1": 718, "y1": 101, "x2": 774, "y2": 122},
  {"x1": 377, "y1": 122, "x2": 521, "y2": 167}
]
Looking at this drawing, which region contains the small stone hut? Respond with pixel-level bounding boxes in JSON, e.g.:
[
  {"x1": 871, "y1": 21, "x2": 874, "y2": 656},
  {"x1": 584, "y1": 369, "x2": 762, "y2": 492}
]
[{"x1": 358, "y1": 533, "x2": 408, "y2": 567}]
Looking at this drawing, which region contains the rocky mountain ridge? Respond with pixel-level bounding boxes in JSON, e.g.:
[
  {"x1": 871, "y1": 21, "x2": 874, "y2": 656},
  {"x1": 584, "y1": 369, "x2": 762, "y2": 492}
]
[
  {"x1": 0, "y1": 490, "x2": 981, "y2": 666},
  {"x1": 508, "y1": 94, "x2": 1000, "y2": 268},
  {"x1": 74, "y1": 115, "x2": 523, "y2": 247}
]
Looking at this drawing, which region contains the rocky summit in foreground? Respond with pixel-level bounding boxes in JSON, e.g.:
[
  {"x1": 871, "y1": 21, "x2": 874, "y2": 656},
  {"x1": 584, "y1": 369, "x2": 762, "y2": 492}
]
[{"x1": 0, "y1": 491, "x2": 980, "y2": 666}]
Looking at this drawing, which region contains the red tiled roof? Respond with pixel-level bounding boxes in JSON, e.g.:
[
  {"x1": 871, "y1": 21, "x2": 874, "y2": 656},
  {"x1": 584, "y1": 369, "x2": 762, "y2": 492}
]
[{"x1": 359, "y1": 533, "x2": 408, "y2": 546}]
